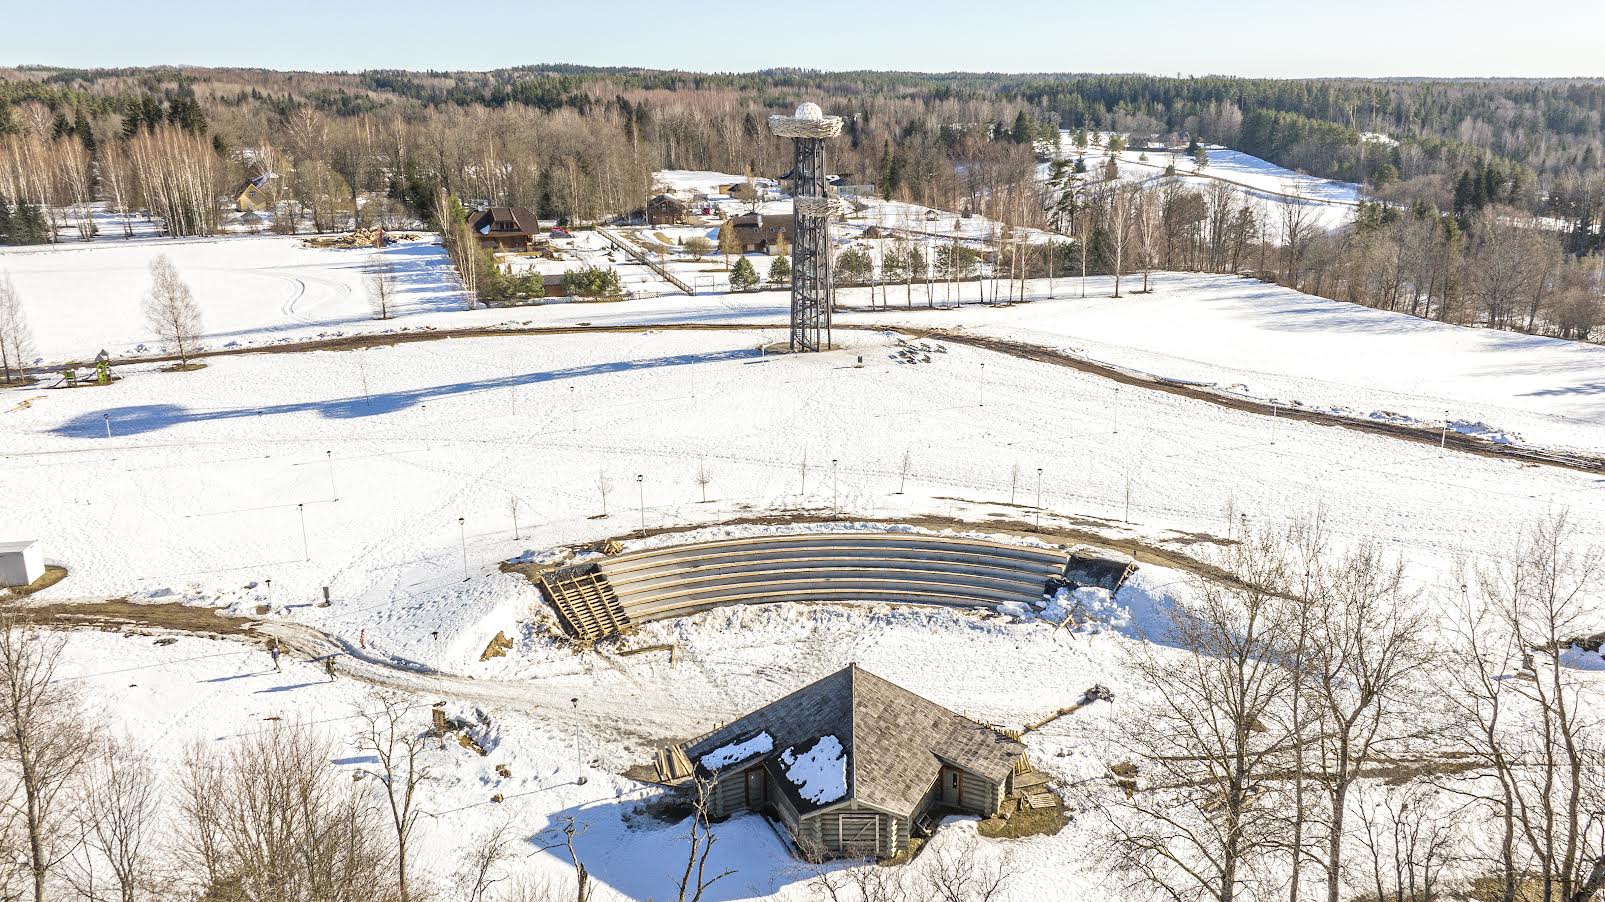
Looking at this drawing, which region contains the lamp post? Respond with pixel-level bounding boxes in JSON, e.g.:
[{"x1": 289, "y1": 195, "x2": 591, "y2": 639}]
[
  {"x1": 1440, "y1": 411, "x2": 1450, "y2": 453},
  {"x1": 103, "y1": 413, "x2": 111, "y2": 439},
  {"x1": 326, "y1": 450, "x2": 338, "y2": 501},
  {"x1": 297, "y1": 504, "x2": 308, "y2": 561},
  {"x1": 636, "y1": 474, "x2": 645, "y2": 536},
  {"x1": 1113, "y1": 386, "x2": 1121, "y2": 433},
  {"x1": 979, "y1": 363, "x2": 986, "y2": 408},
  {"x1": 571, "y1": 697, "x2": 587, "y2": 786},
  {"x1": 1035, "y1": 467, "x2": 1043, "y2": 532},
  {"x1": 458, "y1": 517, "x2": 467, "y2": 579},
  {"x1": 831, "y1": 459, "x2": 839, "y2": 518}
]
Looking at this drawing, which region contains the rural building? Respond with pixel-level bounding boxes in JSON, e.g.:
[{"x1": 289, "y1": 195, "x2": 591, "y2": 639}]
[
  {"x1": 672, "y1": 664, "x2": 1026, "y2": 859},
  {"x1": 647, "y1": 194, "x2": 687, "y2": 225},
  {"x1": 0, "y1": 540, "x2": 44, "y2": 588},
  {"x1": 468, "y1": 207, "x2": 542, "y2": 252},
  {"x1": 726, "y1": 212, "x2": 794, "y2": 254},
  {"x1": 231, "y1": 173, "x2": 272, "y2": 212}
]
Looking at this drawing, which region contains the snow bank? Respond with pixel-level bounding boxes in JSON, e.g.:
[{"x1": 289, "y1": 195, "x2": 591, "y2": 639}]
[
  {"x1": 781, "y1": 735, "x2": 847, "y2": 805},
  {"x1": 699, "y1": 731, "x2": 773, "y2": 770}
]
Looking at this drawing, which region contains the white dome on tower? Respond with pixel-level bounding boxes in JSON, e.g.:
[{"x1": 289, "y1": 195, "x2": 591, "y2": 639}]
[{"x1": 794, "y1": 102, "x2": 823, "y2": 121}]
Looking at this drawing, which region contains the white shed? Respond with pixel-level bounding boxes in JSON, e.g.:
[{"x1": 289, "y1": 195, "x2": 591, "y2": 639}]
[{"x1": 0, "y1": 540, "x2": 45, "y2": 588}]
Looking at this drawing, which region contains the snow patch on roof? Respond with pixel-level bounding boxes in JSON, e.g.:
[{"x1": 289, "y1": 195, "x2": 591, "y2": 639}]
[
  {"x1": 781, "y1": 735, "x2": 847, "y2": 805},
  {"x1": 699, "y1": 731, "x2": 772, "y2": 770}
]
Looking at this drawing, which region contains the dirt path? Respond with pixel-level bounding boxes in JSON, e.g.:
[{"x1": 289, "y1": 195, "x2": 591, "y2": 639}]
[{"x1": 911, "y1": 329, "x2": 1605, "y2": 476}]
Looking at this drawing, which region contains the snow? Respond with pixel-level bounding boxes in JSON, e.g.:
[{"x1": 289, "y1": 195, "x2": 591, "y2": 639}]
[
  {"x1": 7, "y1": 209, "x2": 1605, "y2": 900},
  {"x1": 1, "y1": 234, "x2": 465, "y2": 365},
  {"x1": 780, "y1": 735, "x2": 847, "y2": 805},
  {"x1": 1043, "y1": 131, "x2": 1361, "y2": 238},
  {"x1": 700, "y1": 732, "x2": 774, "y2": 770}
]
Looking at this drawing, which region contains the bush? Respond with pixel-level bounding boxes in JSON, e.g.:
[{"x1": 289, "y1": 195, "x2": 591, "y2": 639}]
[{"x1": 561, "y1": 265, "x2": 623, "y2": 298}]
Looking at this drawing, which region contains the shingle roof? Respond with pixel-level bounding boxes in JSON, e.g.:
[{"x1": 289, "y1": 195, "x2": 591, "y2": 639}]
[
  {"x1": 469, "y1": 206, "x2": 541, "y2": 235},
  {"x1": 681, "y1": 664, "x2": 1023, "y2": 818}
]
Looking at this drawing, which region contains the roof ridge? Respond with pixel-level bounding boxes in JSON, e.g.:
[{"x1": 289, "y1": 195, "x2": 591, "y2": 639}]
[{"x1": 846, "y1": 662, "x2": 857, "y2": 803}]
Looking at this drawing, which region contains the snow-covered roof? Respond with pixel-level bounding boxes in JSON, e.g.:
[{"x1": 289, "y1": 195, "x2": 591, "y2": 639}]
[
  {"x1": 682, "y1": 664, "x2": 1023, "y2": 817},
  {"x1": 698, "y1": 731, "x2": 773, "y2": 771}
]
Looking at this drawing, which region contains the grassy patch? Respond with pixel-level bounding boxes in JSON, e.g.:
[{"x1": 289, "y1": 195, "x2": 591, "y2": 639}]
[
  {"x1": 162, "y1": 362, "x2": 209, "y2": 373},
  {"x1": 3, "y1": 565, "x2": 68, "y2": 598},
  {"x1": 977, "y1": 802, "x2": 1066, "y2": 840}
]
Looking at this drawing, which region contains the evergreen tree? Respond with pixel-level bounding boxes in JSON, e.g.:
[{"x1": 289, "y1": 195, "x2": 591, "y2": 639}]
[
  {"x1": 768, "y1": 255, "x2": 791, "y2": 285},
  {"x1": 0, "y1": 193, "x2": 12, "y2": 245},
  {"x1": 878, "y1": 140, "x2": 901, "y2": 200},
  {"x1": 1191, "y1": 146, "x2": 1209, "y2": 170},
  {"x1": 51, "y1": 112, "x2": 73, "y2": 140},
  {"x1": 1453, "y1": 170, "x2": 1476, "y2": 217},
  {"x1": 72, "y1": 108, "x2": 95, "y2": 155},
  {"x1": 1186, "y1": 136, "x2": 1201, "y2": 156},
  {"x1": 0, "y1": 104, "x2": 15, "y2": 136},
  {"x1": 728, "y1": 256, "x2": 759, "y2": 291},
  {"x1": 1074, "y1": 127, "x2": 1088, "y2": 149},
  {"x1": 1073, "y1": 156, "x2": 1088, "y2": 174},
  {"x1": 1011, "y1": 110, "x2": 1035, "y2": 144}
]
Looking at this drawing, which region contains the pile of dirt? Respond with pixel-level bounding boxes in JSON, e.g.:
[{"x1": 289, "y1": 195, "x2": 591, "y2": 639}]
[{"x1": 302, "y1": 229, "x2": 417, "y2": 249}]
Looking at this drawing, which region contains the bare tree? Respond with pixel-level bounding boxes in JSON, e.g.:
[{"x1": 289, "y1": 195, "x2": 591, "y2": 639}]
[
  {"x1": 70, "y1": 737, "x2": 161, "y2": 902},
  {"x1": 454, "y1": 818, "x2": 521, "y2": 902},
  {"x1": 0, "y1": 272, "x2": 34, "y2": 384},
  {"x1": 366, "y1": 254, "x2": 396, "y2": 320},
  {"x1": 919, "y1": 843, "x2": 1012, "y2": 902},
  {"x1": 1101, "y1": 528, "x2": 1300, "y2": 902},
  {"x1": 676, "y1": 778, "x2": 734, "y2": 902},
  {"x1": 354, "y1": 692, "x2": 432, "y2": 902},
  {"x1": 0, "y1": 618, "x2": 95, "y2": 902},
  {"x1": 898, "y1": 450, "x2": 913, "y2": 495},
  {"x1": 142, "y1": 255, "x2": 203, "y2": 367},
  {"x1": 1354, "y1": 781, "x2": 1464, "y2": 902},
  {"x1": 695, "y1": 460, "x2": 712, "y2": 504},
  {"x1": 175, "y1": 721, "x2": 393, "y2": 902},
  {"x1": 597, "y1": 469, "x2": 613, "y2": 517},
  {"x1": 508, "y1": 495, "x2": 522, "y2": 540},
  {"x1": 1307, "y1": 542, "x2": 1429, "y2": 902}
]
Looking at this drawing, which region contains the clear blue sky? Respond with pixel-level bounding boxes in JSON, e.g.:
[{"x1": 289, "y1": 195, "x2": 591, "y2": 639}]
[{"x1": 4, "y1": 0, "x2": 1603, "y2": 78}]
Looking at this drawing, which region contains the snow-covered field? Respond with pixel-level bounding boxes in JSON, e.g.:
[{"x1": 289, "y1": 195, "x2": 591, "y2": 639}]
[
  {"x1": 5, "y1": 222, "x2": 1604, "y2": 900},
  {"x1": 1, "y1": 234, "x2": 465, "y2": 364},
  {"x1": 1043, "y1": 131, "x2": 1362, "y2": 236}
]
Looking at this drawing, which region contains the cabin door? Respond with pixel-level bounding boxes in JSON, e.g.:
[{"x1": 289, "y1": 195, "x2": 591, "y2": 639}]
[
  {"x1": 940, "y1": 767, "x2": 961, "y2": 806},
  {"x1": 744, "y1": 767, "x2": 766, "y2": 809}
]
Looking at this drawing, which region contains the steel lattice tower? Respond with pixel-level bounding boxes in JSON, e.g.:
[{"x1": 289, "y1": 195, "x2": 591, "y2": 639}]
[{"x1": 769, "y1": 103, "x2": 844, "y2": 352}]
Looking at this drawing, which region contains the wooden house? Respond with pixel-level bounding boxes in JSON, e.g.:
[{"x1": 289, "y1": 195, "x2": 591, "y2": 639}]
[
  {"x1": 726, "y1": 212, "x2": 794, "y2": 254},
  {"x1": 231, "y1": 173, "x2": 272, "y2": 212},
  {"x1": 647, "y1": 194, "x2": 687, "y2": 225},
  {"x1": 468, "y1": 207, "x2": 542, "y2": 251},
  {"x1": 677, "y1": 664, "x2": 1025, "y2": 859}
]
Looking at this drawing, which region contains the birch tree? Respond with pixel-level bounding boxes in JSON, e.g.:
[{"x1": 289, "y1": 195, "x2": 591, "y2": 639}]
[
  {"x1": 0, "y1": 272, "x2": 34, "y2": 384},
  {"x1": 142, "y1": 255, "x2": 203, "y2": 366}
]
